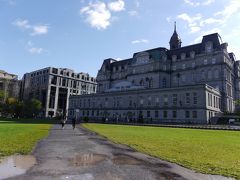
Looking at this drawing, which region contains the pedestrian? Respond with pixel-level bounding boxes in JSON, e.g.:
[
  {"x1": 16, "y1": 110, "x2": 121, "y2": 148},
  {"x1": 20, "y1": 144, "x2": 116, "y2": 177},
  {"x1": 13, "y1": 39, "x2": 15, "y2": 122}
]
[
  {"x1": 61, "y1": 115, "x2": 66, "y2": 129},
  {"x1": 72, "y1": 117, "x2": 76, "y2": 129}
]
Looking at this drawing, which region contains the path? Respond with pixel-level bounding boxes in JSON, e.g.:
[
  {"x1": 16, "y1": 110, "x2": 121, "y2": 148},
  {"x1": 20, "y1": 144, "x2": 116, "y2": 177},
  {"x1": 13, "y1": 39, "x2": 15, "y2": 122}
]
[{"x1": 8, "y1": 124, "x2": 233, "y2": 180}]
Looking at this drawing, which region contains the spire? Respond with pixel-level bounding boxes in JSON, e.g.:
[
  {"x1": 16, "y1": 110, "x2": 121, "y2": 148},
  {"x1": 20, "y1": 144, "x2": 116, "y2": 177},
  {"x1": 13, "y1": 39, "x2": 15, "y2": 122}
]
[{"x1": 169, "y1": 21, "x2": 182, "y2": 50}]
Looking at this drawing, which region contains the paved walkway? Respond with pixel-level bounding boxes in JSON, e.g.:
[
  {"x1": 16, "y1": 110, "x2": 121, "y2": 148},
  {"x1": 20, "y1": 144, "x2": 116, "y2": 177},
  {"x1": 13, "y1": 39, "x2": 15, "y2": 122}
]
[{"x1": 9, "y1": 125, "x2": 233, "y2": 180}]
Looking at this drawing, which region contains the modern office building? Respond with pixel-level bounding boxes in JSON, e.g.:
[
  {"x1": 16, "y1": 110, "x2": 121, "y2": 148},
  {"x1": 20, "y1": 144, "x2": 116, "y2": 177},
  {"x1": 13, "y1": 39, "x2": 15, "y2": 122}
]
[
  {"x1": 21, "y1": 67, "x2": 97, "y2": 117},
  {"x1": 68, "y1": 26, "x2": 239, "y2": 124},
  {"x1": 0, "y1": 70, "x2": 21, "y2": 102}
]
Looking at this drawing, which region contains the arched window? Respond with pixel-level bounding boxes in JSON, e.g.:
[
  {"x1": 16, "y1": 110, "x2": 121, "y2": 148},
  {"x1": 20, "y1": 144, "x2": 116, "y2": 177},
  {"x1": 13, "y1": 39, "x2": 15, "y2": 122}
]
[
  {"x1": 207, "y1": 70, "x2": 212, "y2": 79},
  {"x1": 214, "y1": 69, "x2": 219, "y2": 79},
  {"x1": 162, "y1": 78, "x2": 167, "y2": 88}
]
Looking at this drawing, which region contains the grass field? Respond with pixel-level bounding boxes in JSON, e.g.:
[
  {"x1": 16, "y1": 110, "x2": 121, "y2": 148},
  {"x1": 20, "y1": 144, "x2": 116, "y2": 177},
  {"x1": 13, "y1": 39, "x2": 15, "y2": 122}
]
[
  {"x1": 83, "y1": 123, "x2": 240, "y2": 179},
  {"x1": 0, "y1": 118, "x2": 55, "y2": 158}
]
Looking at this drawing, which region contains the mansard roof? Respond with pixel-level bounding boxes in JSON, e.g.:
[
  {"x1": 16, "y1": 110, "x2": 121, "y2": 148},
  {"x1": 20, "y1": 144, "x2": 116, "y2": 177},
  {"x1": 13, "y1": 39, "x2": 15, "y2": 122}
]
[{"x1": 101, "y1": 33, "x2": 224, "y2": 70}]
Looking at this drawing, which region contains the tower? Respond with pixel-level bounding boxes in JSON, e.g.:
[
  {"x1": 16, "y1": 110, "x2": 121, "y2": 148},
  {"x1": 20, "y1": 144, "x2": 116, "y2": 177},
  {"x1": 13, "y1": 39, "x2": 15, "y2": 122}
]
[{"x1": 169, "y1": 22, "x2": 182, "y2": 50}]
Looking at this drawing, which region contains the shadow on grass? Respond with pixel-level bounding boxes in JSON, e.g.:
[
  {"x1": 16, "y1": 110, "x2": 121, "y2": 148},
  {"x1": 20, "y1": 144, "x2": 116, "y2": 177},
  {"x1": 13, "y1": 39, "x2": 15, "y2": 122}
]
[{"x1": 0, "y1": 118, "x2": 58, "y2": 124}]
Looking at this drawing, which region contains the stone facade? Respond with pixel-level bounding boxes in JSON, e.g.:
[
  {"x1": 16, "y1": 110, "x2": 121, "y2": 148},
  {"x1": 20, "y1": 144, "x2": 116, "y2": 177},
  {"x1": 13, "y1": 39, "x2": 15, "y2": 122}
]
[
  {"x1": 21, "y1": 67, "x2": 97, "y2": 117},
  {"x1": 68, "y1": 30, "x2": 239, "y2": 124},
  {"x1": 0, "y1": 70, "x2": 21, "y2": 101}
]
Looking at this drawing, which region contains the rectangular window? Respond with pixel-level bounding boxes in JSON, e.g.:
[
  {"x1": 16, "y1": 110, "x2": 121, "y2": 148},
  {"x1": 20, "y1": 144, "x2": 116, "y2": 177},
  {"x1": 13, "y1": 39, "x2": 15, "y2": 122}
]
[
  {"x1": 147, "y1": 111, "x2": 151, "y2": 118},
  {"x1": 163, "y1": 110, "x2": 168, "y2": 118},
  {"x1": 193, "y1": 92, "x2": 197, "y2": 105},
  {"x1": 155, "y1": 111, "x2": 159, "y2": 118},
  {"x1": 172, "y1": 94, "x2": 177, "y2": 106},
  {"x1": 163, "y1": 95, "x2": 168, "y2": 106},
  {"x1": 192, "y1": 111, "x2": 197, "y2": 118},
  {"x1": 186, "y1": 93, "x2": 190, "y2": 104},
  {"x1": 185, "y1": 111, "x2": 190, "y2": 118},
  {"x1": 172, "y1": 111, "x2": 177, "y2": 118}
]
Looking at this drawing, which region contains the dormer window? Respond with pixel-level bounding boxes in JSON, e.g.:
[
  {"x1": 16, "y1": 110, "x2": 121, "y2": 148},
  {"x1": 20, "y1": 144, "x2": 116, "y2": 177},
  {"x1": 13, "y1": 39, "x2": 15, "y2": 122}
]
[
  {"x1": 172, "y1": 55, "x2": 177, "y2": 62},
  {"x1": 181, "y1": 53, "x2": 186, "y2": 60},
  {"x1": 205, "y1": 41, "x2": 213, "y2": 53},
  {"x1": 190, "y1": 51, "x2": 195, "y2": 58}
]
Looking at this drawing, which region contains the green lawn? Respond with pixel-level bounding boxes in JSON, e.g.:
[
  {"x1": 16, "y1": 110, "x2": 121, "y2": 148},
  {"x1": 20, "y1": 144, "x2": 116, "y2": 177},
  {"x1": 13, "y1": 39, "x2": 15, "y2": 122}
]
[
  {"x1": 83, "y1": 123, "x2": 240, "y2": 179},
  {"x1": 0, "y1": 118, "x2": 55, "y2": 158}
]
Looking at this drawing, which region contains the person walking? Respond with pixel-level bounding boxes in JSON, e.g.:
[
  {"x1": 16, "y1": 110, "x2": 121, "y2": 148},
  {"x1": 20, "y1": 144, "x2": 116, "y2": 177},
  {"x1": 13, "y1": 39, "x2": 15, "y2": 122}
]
[
  {"x1": 61, "y1": 115, "x2": 66, "y2": 129},
  {"x1": 72, "y1": 117, "x2": 76, "y2": 130}
]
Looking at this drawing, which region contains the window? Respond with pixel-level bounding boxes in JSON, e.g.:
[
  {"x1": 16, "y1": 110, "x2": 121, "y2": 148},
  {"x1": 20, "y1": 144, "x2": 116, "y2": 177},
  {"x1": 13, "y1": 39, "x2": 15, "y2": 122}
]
[
  {"x1": 190, "y1": 51, "x2": 195, "y2": 58},
  {"x1": 185, "y1": 111, "x2": 190, "y2": 118},
  {"x1": 214, "y1": 69, "x2": 219, "y2": 79},
  {"x1": 192, "y1": 62, "x2": 195, "y2": 68},
  {"x1": 147, "y1": 111, "x2": 151, "y2": 117},
  {"x1": 172, "y1": 94, "x2": 177, "y2": 106},
  {"x1": 193, "y1": 92, "x2": 197, "y2": 105},
  {"x1": 172, "y1": 65, "x2": 176, "y2": 71},
  {"x1": 192, "y1": 111, "x2": 197, "y2": 118},
  {"x1": 155, "y1": 111, "x2": 159, "y2": 118},
  {"x1": 163, "y1": 111, "x2": 168, "y2": 118},
  {"x1": 181, "y1": 53, "x2": 186, "y2": 60},
  {"x1": 162, "y1": 78, "x2": 167, "y2": 88},
  {"x1": 163, "y1": 65, "x2": 167, "y2": 71},
  {"x1": 172, "y1": 111, "x2": 177, "y2": 118},
  {"x1": 172, "y1": 55, "x2": 177, "y2": 62},
  {"x1": 204, "y1": 59, "x2": 208, "y2": 65},
  {"x1": 212, "y1": 58, "x2": 216, "y2": 64},
  {"x1": 182, "y1": 64, "x2": 186, "y2": 70},
  {"x1": 186, "y1": 93, "x2": 190, "y2": 104},
  {"x1": 207, "y1": 70, "x2": 212, "y2": 79},
  {"x1": 163, "y1": 95, "x2": 168, "y2": 106}
]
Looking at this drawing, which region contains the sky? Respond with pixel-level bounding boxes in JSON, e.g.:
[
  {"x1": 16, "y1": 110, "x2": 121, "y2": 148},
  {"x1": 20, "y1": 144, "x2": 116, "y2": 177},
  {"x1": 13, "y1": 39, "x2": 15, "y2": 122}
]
[{"x1": 0, "y1": 0, "x2": 240, "y2": 79}]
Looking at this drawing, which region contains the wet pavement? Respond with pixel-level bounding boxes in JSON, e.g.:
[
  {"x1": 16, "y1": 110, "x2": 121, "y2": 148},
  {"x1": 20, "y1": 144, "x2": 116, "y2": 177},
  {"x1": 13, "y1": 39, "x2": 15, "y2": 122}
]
[
  {"x1": 3, "y1": 124, "x2": 234, "y2": 180},
  {"x1": 0, "y1": 155, "x2": 36, "y2": 179}
]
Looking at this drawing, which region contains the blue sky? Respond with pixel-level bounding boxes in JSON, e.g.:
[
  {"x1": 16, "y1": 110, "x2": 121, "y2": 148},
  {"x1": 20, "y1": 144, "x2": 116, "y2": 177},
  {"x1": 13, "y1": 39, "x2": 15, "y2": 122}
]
[{"x1": 0, "y1": 0, "x2": 240, "y2": 79}]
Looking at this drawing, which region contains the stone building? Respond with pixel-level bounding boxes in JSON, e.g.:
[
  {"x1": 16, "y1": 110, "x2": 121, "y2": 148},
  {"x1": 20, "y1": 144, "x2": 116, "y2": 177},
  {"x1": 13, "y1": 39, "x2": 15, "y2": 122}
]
[
  {"x1": 21, "y1": 67, "x2": 97, "y2": 117},
  {"x1": 0, "y1": 70, "x2": 21, "y2": 102},
  {"x1": 68, "y1": 26, "x2": 239, "y2": 124}
]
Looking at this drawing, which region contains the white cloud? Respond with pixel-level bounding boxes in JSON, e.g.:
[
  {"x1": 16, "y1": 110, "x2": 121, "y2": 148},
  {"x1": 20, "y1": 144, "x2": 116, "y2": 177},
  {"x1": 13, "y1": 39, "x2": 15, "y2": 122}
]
[
  {"x1": 183, "y1": 0, "x2": 214, "y2": 6},
  {"x1": 184, "y1": 0, "x2": 200, "y2": 7},
  {"x1": 190, "y1": 26, "x2": 201, "y2": 33},
  {"x1": 202, "y1": 0, "x2": 215, "y2": 6},
  {"x1": 199, "y1": 18, "x2": 223, "y2": 26},
  {"x1": 31, "y1": 25, "x2": 48, "y2": 36},
  {"x1": 28, "y1": 47, "x2": 43, "y2": 54},
  {"x1": 13, "y1": 19, "x2": 31, "y2": 29},
  {"x1": 128, "y1": 10, "x2": 138, "y2": 16},
  {"x1": 215, "y1": 0, "x2": 240, "y2": 20},
  {"x1": 108, "y1": 0, "x2": 125, "y2": 12},
  {"x1": 80, "y1": 2, "x2": 111, "y2": 30},
  {"x1": 13, "y1": 19, "x2": 49, "y2": 36},
  {"x1": 131, "y1": 39, "x2": 149, "y2": 44},
  {"x1": 26, "y1": 41, "x2": 44, "y2": 54},
  {"x1": 177, "y1": 13, "x2": 202, "y2": 24}
]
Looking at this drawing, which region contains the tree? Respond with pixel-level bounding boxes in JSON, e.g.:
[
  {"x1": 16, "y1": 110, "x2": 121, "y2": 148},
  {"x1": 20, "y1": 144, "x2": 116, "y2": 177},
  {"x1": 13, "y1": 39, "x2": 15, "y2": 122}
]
[{"x1": 24, "y1": 98, "x2": 42, "y2": 117}]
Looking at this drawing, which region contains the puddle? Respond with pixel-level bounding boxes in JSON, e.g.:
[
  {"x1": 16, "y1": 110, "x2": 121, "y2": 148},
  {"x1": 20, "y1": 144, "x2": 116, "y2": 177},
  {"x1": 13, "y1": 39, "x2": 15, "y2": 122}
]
[
  {"x1": 71, "y1": 154, "x2": 107, "y2": 167},
  {"x1": 112, "y1": 154, "x2": 144, "y2": 165},
  {"x1": 0, "y1": 155, "x2": 36, "y2": 179}
]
